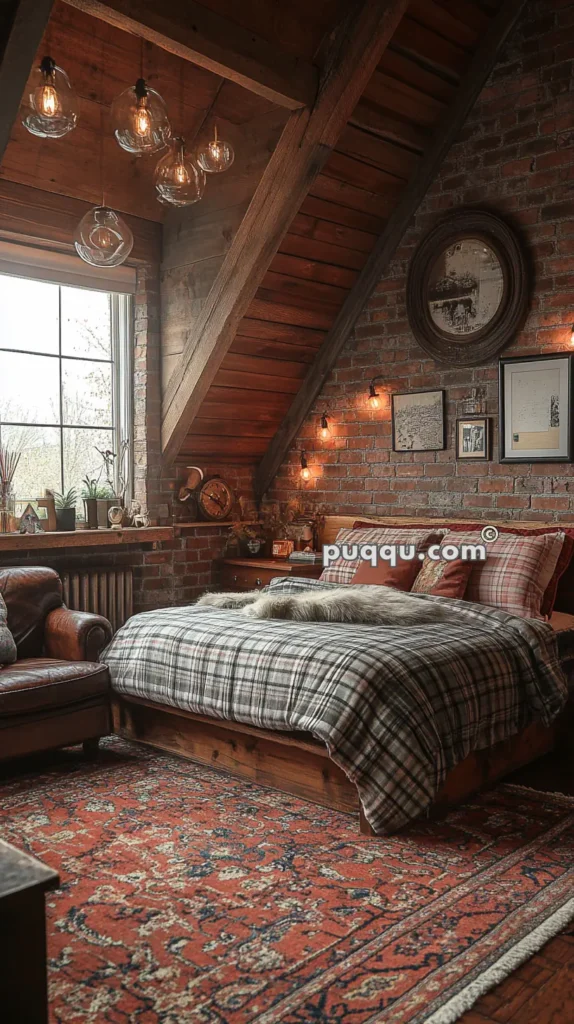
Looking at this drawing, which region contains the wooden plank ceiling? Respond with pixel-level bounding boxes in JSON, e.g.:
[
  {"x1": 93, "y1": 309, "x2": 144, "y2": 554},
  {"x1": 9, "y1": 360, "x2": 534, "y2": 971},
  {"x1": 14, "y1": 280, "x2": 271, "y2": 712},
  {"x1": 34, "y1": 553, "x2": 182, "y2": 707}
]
[
  {"x1": 0, "y1": 0, "x2": 281, "y2": 222},
  {"x1": 179, "y1": 0, "x2": 504, "y2": 466}
]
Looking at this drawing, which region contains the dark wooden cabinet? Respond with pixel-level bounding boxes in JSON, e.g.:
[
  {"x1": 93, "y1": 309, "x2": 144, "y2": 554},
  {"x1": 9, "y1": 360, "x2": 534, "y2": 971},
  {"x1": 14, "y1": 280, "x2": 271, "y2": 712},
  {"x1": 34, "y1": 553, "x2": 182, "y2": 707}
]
[
  {"x1": 0, "y1": 840, "x2": 59, "y2": 1024},
  {"x1": 218, "y1": 558, "x2": 323, "y2": 591}
]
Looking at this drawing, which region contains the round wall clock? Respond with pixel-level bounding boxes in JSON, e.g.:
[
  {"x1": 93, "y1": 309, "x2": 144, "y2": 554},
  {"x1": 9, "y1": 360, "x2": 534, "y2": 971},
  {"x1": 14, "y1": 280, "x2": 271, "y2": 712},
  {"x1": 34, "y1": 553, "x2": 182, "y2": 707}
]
[
  {"x1": 197, "y1": 477, "x2": 234, "y2": 521},
  {"x1": 406, "y1": 210, "x2": 528, "y2": 366}
]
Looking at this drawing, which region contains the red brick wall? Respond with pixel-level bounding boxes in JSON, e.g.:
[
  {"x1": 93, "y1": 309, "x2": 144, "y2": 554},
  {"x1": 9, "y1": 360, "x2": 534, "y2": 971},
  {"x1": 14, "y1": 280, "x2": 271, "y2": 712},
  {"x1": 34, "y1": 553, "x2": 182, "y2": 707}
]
[{"x1": 271, "y1": 0, "x2": 574, "y2": 525}]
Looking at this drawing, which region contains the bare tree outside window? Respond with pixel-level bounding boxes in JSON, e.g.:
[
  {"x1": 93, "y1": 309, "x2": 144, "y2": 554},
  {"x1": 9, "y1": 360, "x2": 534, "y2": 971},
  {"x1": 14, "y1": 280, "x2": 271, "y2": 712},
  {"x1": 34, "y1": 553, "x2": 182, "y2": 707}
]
[{"x1": 0, "y1": 274, "x2": 132, "y2": 517}]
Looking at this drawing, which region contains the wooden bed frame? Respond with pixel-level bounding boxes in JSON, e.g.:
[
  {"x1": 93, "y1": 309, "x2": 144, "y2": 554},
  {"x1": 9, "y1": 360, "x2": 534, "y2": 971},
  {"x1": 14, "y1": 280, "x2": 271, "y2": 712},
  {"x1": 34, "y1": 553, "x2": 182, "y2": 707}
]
[{"x1": 113, "y1": 514, "x2": 574, "y2": 835}]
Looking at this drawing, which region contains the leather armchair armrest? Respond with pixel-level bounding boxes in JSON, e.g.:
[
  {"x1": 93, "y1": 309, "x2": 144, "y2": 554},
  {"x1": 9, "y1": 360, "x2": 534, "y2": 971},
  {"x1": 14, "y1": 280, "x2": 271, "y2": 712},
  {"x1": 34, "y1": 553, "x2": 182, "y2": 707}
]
[{"x1": 44, "y1": 608, "x2": 113, "y2": 663}]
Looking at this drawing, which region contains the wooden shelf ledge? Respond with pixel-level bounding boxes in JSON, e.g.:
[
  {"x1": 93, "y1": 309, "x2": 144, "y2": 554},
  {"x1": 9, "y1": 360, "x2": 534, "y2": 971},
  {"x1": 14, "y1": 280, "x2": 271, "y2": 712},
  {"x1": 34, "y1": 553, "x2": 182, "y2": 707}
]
[{"x1": 0, "y1": 527, "x2": 173, "y2": 551}]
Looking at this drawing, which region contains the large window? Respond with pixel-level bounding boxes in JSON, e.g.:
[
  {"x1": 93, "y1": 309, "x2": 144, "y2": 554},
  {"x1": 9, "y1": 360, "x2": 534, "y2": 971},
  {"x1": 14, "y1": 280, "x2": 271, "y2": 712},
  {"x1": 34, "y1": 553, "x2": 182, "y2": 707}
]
[{"x1": 0, "y1": 273, "x2": 132, "y2": 515}]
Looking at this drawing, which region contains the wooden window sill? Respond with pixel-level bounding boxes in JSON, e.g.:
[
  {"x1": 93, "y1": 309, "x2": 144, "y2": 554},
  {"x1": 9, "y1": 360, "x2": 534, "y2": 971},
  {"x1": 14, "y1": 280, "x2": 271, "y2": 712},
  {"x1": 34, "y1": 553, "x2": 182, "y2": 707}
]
[{"x1": 0, "y1": 527, "x2": 173, "y2": 551}]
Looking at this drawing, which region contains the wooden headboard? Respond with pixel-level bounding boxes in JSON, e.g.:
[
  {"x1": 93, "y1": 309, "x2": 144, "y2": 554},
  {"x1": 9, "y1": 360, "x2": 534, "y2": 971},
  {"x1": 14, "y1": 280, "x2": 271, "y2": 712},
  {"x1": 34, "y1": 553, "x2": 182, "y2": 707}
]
[{"x1": 319, "y1": 515, "x2": 574, "y2": 614}]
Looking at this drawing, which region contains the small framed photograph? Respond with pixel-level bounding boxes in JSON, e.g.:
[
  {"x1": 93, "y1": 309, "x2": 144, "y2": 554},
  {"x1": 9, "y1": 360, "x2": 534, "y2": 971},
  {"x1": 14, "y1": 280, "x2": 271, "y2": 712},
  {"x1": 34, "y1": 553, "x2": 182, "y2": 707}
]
[
  {"x1": 391, "y1": 389, "x2": 445, "y2": 452},
  {"x1": 500, "y1": 353, "x2": 573, "y2": 463},
  {"x1": 456, "y1": 416, "x2": 490, "y2": 460}
]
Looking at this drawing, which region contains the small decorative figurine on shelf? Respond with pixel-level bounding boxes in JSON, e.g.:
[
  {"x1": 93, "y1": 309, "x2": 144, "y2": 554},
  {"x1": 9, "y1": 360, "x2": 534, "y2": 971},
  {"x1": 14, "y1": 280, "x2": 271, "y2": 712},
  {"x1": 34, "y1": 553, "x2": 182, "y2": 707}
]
[
  {"x1": 19, "y1": 504, "x2": 43, "y2": 535},
  {"x1": 108, "y1": 505, "x2": 125, "y2": 530},
  {"x1": 128, "y1": 500, "x2": 150, "y2": 528}
]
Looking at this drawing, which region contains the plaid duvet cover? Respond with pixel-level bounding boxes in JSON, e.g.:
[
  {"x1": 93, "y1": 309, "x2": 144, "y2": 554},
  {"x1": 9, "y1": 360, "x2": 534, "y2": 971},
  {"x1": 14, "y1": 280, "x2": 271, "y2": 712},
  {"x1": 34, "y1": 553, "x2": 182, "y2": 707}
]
[{"x1": 103, "y1": 578, "x2": 569, "y2": 834}]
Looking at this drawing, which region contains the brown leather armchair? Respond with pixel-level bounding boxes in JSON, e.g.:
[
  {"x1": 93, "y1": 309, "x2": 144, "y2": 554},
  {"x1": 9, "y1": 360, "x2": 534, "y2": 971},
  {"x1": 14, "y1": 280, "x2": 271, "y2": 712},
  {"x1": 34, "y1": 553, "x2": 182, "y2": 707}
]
[{"x1": 0, "y1": 567, "x2": 113, "y2": 762}]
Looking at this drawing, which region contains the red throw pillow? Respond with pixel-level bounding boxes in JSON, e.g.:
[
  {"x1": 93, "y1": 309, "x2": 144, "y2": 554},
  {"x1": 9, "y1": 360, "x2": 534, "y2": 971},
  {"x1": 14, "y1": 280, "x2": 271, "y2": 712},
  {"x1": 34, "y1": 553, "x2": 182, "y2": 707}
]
[
  {"x1": 351, "y1": 556, "x2": 423, "y2": 591},
  {"x1": 411, "y1": 557, "x2": 473, "y2": 599}
]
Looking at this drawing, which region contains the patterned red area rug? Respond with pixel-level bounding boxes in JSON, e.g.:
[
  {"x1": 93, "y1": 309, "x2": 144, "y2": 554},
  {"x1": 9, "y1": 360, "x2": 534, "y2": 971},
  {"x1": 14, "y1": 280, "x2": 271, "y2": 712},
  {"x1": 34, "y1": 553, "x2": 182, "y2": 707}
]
[{"x1": 1, "y1": 738, "x2": 573, "y2": 1024}]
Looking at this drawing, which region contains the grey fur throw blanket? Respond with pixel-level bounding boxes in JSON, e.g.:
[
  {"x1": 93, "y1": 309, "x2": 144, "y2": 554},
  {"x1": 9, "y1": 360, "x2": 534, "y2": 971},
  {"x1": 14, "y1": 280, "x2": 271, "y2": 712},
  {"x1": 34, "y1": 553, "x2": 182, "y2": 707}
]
[{"x1": 197, "y1": 584, "x2": 457, "y2": 626}]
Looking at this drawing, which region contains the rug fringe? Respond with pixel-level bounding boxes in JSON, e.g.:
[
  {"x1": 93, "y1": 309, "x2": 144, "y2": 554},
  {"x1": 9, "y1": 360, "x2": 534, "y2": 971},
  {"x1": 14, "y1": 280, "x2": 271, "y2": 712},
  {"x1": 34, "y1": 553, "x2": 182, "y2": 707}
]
[
  {"x1": 422, "y1": 898, "x2": 574, "y2": 1024},
  {"x1": 502, "y1": 782, "x2": 574, "y2": 805}
]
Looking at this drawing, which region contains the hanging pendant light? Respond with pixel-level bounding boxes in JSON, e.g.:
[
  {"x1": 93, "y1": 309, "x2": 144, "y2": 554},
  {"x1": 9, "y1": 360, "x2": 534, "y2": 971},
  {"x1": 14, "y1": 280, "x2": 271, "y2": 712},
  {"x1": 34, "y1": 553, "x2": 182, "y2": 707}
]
[
  {"x1": 22, "y1": 56, "x2": 78, "y2": 138},
  {"x1": 197, "y1": 124, "x2": 234, "y2": 174},
  {"x1": 154, "y1": 137, "x2": 205, "y2": 206},
  {"x1": 111, "y1": 78, "x2": 170, "y2": 155},
  {"x1": 74, "y1": 207, "x2": 133, "y2": 267}
]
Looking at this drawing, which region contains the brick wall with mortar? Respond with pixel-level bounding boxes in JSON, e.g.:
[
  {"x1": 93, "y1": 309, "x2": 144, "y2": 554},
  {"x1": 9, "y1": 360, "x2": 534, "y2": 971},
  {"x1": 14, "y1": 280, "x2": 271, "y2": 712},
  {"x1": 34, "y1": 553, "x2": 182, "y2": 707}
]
[{"x1": 270, "y1": 0, "x2": 574, "y2": 525}]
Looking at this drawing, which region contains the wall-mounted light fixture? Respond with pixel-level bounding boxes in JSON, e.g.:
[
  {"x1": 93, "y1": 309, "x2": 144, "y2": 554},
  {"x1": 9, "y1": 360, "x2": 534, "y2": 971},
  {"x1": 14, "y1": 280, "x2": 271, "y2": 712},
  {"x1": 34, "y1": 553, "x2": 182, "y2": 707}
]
[
  {"x1": 300, "y1": 450, "x2": 311, "y2": 481},
  {"x1": 367, "y1": 376, "x2": 386, "y2": 410},
  {"x1": 570, "y1": 323, "x2": 574, "y2": 346},
  {"x1": 319, "y1": 411, "x2": 330, "y2": 440}
]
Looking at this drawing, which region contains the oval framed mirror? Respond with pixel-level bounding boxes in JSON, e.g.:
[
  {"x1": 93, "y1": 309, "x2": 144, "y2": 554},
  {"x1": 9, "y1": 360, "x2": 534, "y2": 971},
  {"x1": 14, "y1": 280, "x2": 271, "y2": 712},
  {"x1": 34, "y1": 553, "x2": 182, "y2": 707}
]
[{"x1": 406, "y1": 209, "x2": 528, "y2": 366}]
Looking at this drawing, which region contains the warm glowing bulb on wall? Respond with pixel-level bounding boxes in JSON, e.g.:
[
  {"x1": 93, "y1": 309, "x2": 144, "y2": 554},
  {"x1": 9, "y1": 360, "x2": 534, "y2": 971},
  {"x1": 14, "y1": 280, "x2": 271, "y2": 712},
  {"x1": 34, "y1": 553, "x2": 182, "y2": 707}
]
[
  {"x1": 570, "y1": 323, "x2": 574, "y2": 347},
  {"x1": 319, "y1": 412, "x2": 330, "y2": 440},
  {"x1": 300, "y1": 451, "x2": 311, "y2": 481},
  {"x1": 368, "y1": 383, "x2": 381, "y2": 409}
]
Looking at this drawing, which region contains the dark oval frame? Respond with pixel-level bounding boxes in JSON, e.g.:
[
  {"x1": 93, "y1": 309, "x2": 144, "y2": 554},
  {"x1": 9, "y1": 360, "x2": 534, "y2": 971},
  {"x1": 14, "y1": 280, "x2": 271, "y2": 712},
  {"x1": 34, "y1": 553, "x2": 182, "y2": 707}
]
[{"x1": 406, "y1": 209, "x2": 528, "y2": 367}]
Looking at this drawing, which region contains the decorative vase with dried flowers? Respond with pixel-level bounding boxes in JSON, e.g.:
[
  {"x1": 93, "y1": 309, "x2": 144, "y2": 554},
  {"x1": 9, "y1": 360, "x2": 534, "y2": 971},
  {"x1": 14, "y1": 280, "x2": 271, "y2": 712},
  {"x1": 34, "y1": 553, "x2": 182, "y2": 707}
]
[{"x1": 0, "y1": 445, "x2": 20, "y2": 533}]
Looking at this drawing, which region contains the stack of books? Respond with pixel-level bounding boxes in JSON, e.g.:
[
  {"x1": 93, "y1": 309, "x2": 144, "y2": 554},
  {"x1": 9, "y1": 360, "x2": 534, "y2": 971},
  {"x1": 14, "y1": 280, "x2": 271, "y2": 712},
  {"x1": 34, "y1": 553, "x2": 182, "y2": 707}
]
[{"x1": 288, "y1": 550, "x2": 323, "y2": 563}]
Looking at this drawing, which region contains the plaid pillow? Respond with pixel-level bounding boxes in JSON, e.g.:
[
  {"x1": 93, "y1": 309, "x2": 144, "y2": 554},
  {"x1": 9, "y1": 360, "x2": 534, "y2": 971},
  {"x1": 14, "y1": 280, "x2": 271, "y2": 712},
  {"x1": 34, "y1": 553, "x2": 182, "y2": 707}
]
[
  {"x1": 443, "y1": 530, "x2": 566, "y2": 620},
  {"x1": 320, "y1": 527, "x2": 442, "y2": 585}
]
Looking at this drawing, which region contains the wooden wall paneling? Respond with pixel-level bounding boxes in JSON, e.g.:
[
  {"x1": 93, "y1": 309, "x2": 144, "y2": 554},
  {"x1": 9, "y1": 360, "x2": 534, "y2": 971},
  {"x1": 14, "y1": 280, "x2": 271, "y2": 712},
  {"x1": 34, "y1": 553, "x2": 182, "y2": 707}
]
[
  {"x1": 391, "y1": 16, "x2": 467, "y2": 78},
  {"x1": 230, "y1": 336, "x2": 320, "y2": 365},
  {"x1": 309, "y1": 174, "x2": 398, "y2": 219},
  {"x1": 190, "y1": 0, "x2": 349, "y2": 64},
  {"x1": 349, "y1": 102, "x2": 428, "y2": 153},
  {"x1": 298, "y1": 195, "x2": 386, "y2": 235},
  {"x1": 213, "y1": 367, "x2": 301, "y2": 395},
  {"x1": 379, "y1": 48, "x2": 457, "y2": 104},
  {"x1": 0, "y1": 179, "x2": 161, "y2": 263},
  {"x1": 362, "y1": 70, "x2": 447, "y2": 128},
  {"x1": 0, "y1": 0, "x2": 54, "y2": 164},
  {"x1": 407, "y1": 0, "x2": 482, "y2": 48},
  {"x1": 255, "y1": 0, "x2": 527, "y2": 499},
  {"x1": 335, "y1": 125, "x2": 420, "y2": 180},
  {"x1": 221, "y1": 352, "x2": 308, "y2": 381},
  {"x1": 235, "y1": 319, "x2": 327, "y2": 349},
  {"x1": 161, "y1": 108, "x2": 287, "y2": 397},
  {"x1": 247, "y1": 295, "x2": 337, "y2": 332},
  {"x1": 0, "y1": 2, "x2": 226, "y2": 222},
  {"x1": 189, "y1": 418, "x2": 277, "y2": 439},
  {"x1": 269, "y1": 253, "x2": 359, "y2": 290},
  {"x1": 323, "y1": 151, "x2": 407, "y2": 194},
  {"x1": 278, "y1": 233, "x2": 369, "y2": 273},
  {"x1": 62, "y1": 0, "x2": 319, "y2": 110},
  {"x1": 161, "y1": 0, "x2": 411, "y2": 463}
]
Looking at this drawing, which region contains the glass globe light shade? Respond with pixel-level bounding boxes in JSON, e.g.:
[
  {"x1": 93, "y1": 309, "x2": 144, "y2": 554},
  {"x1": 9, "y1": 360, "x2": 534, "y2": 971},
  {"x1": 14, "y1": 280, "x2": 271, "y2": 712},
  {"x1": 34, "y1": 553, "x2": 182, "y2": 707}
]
[
  {"x1": 74, "y1": 207, "x2": 134, "y2": 268},
  {"x1": 154, "y1": 138, "x2": 205, "y2": 206},
  {"x1": 197, "y1": 125, "x2": 234, "y2": 173},
  {"x1": 22, "y1": 56, "x2": 78, "y2": 139},
  {"x1": 111, "y1": 78, "x2": 171, "y2": 155}
]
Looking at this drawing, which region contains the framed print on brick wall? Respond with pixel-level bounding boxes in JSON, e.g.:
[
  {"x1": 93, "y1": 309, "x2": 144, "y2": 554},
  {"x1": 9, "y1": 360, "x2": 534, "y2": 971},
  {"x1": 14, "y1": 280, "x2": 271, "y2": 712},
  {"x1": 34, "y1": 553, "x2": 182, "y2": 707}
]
[
  {"x1": 456, "y1": 416, "x2": 491, "y2": 460},
  {"x1": 391, "y1": 389, "x2": 445, "y2": 452},
  {"x1": 500, "y1": 353, "x2": 573, "y2": 463}
]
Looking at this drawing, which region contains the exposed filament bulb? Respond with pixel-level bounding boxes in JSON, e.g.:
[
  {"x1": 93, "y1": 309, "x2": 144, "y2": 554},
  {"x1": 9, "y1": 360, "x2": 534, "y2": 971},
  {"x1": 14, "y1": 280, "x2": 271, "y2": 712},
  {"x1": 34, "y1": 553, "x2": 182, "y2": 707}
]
[
  {"x1": 135, "y1": 99, "x2": 151, "y2": 137},
  {"x1": 39, "y1": 83, "x2": 59, "y2": 117}
]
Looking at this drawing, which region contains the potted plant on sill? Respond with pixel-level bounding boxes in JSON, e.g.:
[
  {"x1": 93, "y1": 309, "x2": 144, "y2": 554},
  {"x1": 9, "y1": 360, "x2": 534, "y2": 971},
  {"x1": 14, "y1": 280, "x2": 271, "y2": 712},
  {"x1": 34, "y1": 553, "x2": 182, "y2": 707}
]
[
  {"x1": 81, "y1": 477, "x2": 100, "y2": 529},
  {"x1": 54, "y1": 489, "x2": 78, "y2": 532}
]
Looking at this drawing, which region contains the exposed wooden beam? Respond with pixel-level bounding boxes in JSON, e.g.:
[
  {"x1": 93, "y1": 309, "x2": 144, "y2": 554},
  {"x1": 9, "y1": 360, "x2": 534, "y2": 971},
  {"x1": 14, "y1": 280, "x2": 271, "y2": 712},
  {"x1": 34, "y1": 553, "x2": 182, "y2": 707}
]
[
  {"x1": 62, "y1": 0, "x2": 318, "y2": 111},
  {"x1": 0, "y1": 0, "x2": 54, "y2": 164},
  {"x1": 160, "y1": 0, "x2": 410, "y2": 463},
  {"x1": 254, "y1": 0, "x2": 527, "y2": 500}
]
